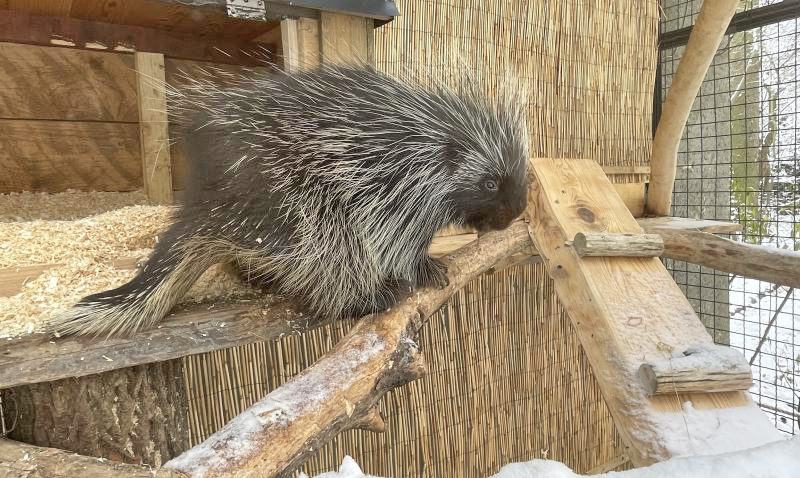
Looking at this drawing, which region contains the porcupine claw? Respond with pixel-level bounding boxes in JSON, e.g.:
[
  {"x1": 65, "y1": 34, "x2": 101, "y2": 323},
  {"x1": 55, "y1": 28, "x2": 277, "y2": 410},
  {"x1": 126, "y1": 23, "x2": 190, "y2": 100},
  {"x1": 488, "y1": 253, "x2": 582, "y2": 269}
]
[{"x1": 420, "y1": 255, "x2": 450, "y2": 290}]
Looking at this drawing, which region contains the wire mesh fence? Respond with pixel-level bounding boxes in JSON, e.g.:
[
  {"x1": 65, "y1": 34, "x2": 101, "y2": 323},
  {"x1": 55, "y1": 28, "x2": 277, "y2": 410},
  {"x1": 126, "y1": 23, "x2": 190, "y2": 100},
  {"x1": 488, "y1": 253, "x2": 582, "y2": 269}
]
[{"x1": 659, "y1": 0, "x2": 799, "y2": 435}]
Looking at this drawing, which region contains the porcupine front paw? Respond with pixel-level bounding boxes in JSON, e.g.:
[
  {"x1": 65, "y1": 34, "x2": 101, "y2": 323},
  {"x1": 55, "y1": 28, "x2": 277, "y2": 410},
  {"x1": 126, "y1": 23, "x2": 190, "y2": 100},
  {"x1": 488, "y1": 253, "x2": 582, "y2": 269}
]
[{"x1": 419, "y1": 255, "x2": 450, "y2": 290}]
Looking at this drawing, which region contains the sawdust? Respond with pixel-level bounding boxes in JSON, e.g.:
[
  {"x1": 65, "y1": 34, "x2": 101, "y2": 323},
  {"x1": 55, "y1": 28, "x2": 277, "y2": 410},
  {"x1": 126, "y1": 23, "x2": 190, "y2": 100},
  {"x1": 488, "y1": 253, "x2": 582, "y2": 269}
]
[{"x1": 0, "y1": 190, "x2": 259, "y2": 338}]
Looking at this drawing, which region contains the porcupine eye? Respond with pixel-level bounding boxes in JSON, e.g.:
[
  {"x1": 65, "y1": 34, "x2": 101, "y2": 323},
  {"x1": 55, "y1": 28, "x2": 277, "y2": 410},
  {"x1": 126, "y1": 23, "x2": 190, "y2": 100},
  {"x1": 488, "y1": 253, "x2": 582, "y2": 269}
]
[{"x1": 484, "y1": 179, "x2": 498, "y2": 191}]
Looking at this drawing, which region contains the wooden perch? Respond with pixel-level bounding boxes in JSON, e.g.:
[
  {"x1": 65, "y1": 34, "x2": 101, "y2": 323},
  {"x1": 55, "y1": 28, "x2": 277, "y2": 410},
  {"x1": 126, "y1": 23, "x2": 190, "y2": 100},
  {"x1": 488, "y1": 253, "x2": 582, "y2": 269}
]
[
  {"x1": 572, "y1": 232, "x2": 664, "y2": 257},
  {"x1": 646, "y1": 0, "x2": 739, "y2": 216},
  {"x1": 0, "y1": 438, "x2": 184, "y2": 478},
  {"x1": 641, "y1": 221, "x2": 800, "y2": 289},
  {"x1": 638, "y1": 344, "x2": 753, "y2": 396},
  {"x1": 162, "y1": 221, "x2": 533, "y2": 478},
  {"x1": 526, "y1": 158, "x2": 781, "y2": 466}
]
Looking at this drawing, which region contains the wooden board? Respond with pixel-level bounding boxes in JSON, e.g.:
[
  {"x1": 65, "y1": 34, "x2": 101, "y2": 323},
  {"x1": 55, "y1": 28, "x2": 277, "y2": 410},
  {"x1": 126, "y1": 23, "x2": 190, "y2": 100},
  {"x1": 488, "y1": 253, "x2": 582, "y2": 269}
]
[
  {"x1": 526, "y1": 158, "x2": 781, "y2": 465},
  {"x1": 0, "y1": 10, "x2": 276, "y2": 66},
  {"x1": 135, "y1": 52, "x2": 173, "y2": 204},
  {"x1": 320, "y1": 12, "x2": 370, "y2": 65},
  {"x1": 0, "y1": 119, "x2": 141, "y2": 193},
  {"x1": 67, "y1": 0, "x2": 277, "y2": 40},
  {"x1": 0, "y1": 41, "x2": 138, "y2": 122},
  {"x1": 612, "y1": 182, "x2": 645, "y2": 217}
]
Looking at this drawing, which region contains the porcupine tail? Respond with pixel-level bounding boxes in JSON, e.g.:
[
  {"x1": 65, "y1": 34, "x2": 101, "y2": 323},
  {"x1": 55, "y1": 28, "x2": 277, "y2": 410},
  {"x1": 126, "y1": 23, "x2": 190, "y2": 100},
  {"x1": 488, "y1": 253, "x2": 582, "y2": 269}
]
[{"x1": 47, "y1": 223, "x2": 229, "y2": 338}]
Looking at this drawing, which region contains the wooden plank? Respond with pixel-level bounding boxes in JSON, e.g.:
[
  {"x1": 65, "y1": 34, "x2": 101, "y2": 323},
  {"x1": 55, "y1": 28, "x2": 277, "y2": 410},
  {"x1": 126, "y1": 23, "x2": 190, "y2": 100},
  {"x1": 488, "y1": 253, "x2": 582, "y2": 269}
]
[
  {"x1": 0, "y1": 258, "x2": 138, "y2": 298},
  {"x1": 0, "y1": 41, "x2": 138, "y2": 121},
  {"x1": 135, "y1": 52, "x2": 173, "y2": 204},
  {"x1": 638, "y1": 216, "x2": 743, "y2": 234},
  {"x1": 602, "y1": 165, "x2": 651, "y2": 175},
  {"x1": 0, "y1": 297, "x2": 305, "y2": 390},
  {"x1": 526, "y1": 158, "x2": 781, "y2": 465},
  {"x1": 0, "y1": 10, "x2": 276, "y2": 66},
  {"x1": 68, "y1": 0, "x2": 276, "y2": 40},
  {"x1": 320, "y1": 11, "x2": 369, "y2": 65},
  {"x1": 297, "y1": 17, "x2": 321, "y2": 69},
  {"x1": 0, "y1": 119, "x2": 141, "y2": 193},
  {"x1": 612, "y1": 182, "x2": 645, "y2": 217},
  {"x1": 280, "y1": 18, "x2": 300, "y2": 72}
]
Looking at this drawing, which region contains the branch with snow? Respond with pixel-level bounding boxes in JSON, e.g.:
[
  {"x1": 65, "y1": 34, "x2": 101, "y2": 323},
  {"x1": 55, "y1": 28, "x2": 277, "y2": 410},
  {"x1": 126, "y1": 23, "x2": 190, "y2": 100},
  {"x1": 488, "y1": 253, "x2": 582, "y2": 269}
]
[{"x1": 162, "y1": 221, "x2": 534, "y2": 478}]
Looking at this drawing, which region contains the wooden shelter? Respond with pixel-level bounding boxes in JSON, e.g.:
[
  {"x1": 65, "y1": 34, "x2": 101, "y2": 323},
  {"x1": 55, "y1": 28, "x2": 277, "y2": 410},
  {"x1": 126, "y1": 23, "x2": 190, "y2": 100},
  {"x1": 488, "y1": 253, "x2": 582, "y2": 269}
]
[{"x1": 0, "y1": 0, "x2": 798, "y2": 477}]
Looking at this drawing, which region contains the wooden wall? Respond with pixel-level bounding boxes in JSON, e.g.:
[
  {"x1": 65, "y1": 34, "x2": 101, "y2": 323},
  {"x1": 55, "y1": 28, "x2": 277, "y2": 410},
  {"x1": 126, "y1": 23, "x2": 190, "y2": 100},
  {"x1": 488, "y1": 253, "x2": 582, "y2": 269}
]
[{"x1": 0, "y1": 41, "x2": 269, "y2": 196}]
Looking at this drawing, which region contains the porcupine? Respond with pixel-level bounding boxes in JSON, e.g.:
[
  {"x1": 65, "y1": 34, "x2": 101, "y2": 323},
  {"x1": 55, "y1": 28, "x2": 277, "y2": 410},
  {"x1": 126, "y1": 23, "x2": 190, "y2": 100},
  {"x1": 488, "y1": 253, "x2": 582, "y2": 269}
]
[{"x1": 49, "y1": 63, "x2": 530, "y2": 338}]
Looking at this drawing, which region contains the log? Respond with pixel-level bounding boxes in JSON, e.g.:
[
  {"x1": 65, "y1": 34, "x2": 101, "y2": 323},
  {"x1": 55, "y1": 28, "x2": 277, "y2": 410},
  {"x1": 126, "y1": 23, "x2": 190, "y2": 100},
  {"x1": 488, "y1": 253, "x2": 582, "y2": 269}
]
[
  {"x1": 638, "y1": 344, "x2": 753, "y2": 396},
  {"x1": 646, "y1": 227, "x2": 800, "y2": 289},
  {"x1": 646, "y1": 0, "x2": 739, "y2": 216},
  {"x1": 163, "y1": 221, "x2": 533, "y2": 477},
  {"x1": 0, "y1": 438, "x2": 185, "y2": 478},
  {"x1": 637, "y1": 216, "x2": 742, "y2": 234},
  {"x1": 572, "y1": 232, "x2": 664, "y2": 257},
  {"x1": 5, "y1": 359, "x2": 190, "y2": 466}
]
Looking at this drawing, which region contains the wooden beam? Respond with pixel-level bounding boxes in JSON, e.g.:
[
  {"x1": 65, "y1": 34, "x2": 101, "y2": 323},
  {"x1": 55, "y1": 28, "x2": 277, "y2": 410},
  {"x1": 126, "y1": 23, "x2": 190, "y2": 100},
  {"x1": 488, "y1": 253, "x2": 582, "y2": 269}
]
[
  {"x1": 638, "y1": 344, "x2": 753, "y2": 396},
  {"x1": 572, "y1": 232, "x2": 664, "y2": 257},
  {"x1": 646, "y1": 0, "x2": 738, "y2": 216},
  {"x1": 135, "y1": 52, "x2": 173, "y2": 205},
  {"x1": 279, "y1": 18, "x2": 300, "y2": 72},
  {"x1": 643, "y1": 225, "x2": 800, "y2": 289},
  {"x1": 163, "y1": 222, "x2": 532, "y2": 477},
  {"x1": 320, "y1": 11, "x2": 370, "y2": 65},
  {"x1": 637, "y1": 216, "x2": 743, "y2": 234},
  {"x1": 0, "y1": 438, "x2": 185, "y2": 478},
  {"x1": 526, "y1": 158, "x2": 780, "y2": 465},
  {"x1": 0, "y1": 10, "x2": 274, "y2": 66}
]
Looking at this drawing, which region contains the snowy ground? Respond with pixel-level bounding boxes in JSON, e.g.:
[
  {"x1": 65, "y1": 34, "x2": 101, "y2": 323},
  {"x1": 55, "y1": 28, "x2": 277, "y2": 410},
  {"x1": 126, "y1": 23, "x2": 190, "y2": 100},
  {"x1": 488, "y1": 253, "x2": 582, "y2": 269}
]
[
  {"x1": 727, "y1": 218, "x2": 799, "y2": 435},
  {"x1": 300, "y1": 435, "x2": 800, "y2": 478}
]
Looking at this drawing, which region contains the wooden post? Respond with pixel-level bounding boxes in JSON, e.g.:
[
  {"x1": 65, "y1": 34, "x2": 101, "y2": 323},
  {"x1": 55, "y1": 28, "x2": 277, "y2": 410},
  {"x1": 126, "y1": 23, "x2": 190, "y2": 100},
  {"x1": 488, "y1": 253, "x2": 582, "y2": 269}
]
[
  {"x1": 646, "y1": 0, "x2": 738, "y2": 216},
  {"x1": 280, "y1": 17, "x2": 320, "y2": 72},
  {"x1": 320, "y1": 12, "x2": 372, "y2": 65},
  {"x1": 3, "y1": 359, "x2": 190, "y2": 467},
  {"x1": 135, "y1": 52, "x2": 173, "y2": 205},
  {"x1": 526, "y1": 158, "x2": 781, "y2": 466}
]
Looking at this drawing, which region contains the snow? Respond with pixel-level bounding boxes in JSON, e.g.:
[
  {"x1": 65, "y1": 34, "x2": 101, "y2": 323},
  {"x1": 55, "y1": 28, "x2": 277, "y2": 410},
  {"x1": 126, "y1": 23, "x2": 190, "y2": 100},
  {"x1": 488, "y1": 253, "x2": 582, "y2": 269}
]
[
  {"x1": 633, "y1": 399, "x2": 783, "y2": 458},
  {"x1": 301, "y1": 436, "x2": 800, "y2": 478},
  {"x1": 492, "y1": 435, "x2": 800, "y2": 478}
]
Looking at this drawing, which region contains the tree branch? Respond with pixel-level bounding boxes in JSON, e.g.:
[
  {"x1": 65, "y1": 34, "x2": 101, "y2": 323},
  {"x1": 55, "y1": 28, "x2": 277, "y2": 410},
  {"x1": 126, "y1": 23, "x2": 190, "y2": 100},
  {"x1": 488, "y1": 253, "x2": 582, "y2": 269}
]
[{"x1": 162, "y1": 221, "x2": 533, "y2": 477}]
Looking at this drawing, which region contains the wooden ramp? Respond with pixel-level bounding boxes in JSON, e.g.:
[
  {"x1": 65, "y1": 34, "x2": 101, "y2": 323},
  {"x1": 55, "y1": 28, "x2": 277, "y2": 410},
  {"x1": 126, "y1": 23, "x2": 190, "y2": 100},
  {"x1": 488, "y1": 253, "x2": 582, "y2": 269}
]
[{"x1": 526, "y1": 159, "x2": 782, "y2": 466}]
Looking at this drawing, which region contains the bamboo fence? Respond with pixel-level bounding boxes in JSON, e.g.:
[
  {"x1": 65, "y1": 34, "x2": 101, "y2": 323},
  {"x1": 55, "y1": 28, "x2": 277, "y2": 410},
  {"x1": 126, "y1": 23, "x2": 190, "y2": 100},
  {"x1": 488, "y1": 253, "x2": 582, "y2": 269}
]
[{"x1": 181, "y1": 0, "x2": 659, "y2": 475}]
